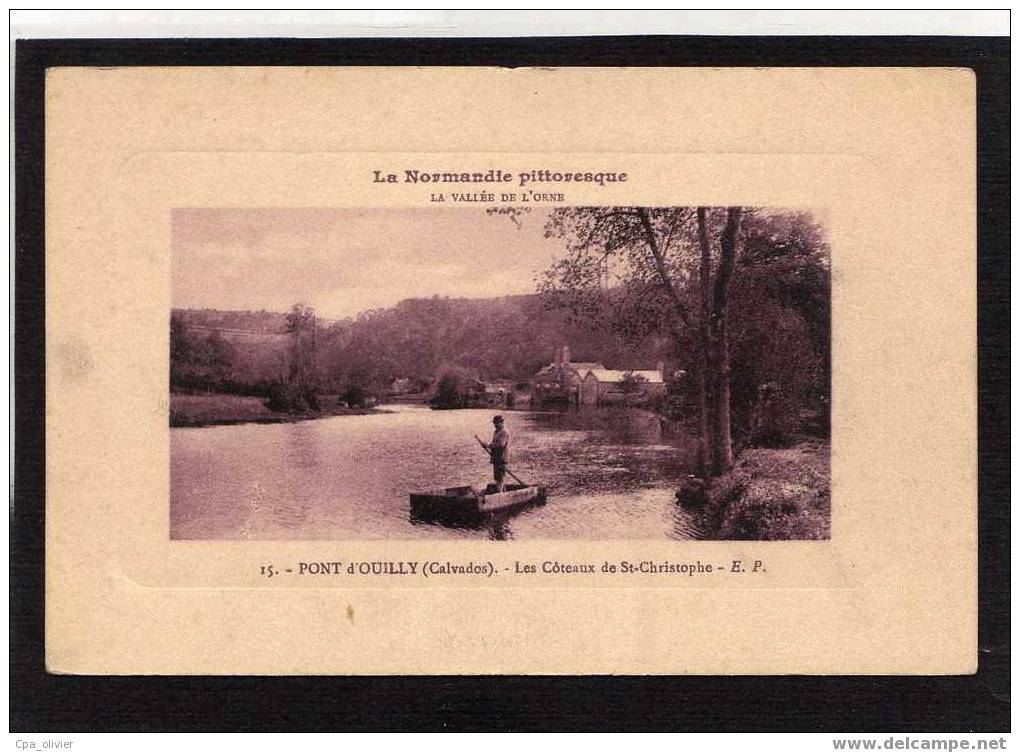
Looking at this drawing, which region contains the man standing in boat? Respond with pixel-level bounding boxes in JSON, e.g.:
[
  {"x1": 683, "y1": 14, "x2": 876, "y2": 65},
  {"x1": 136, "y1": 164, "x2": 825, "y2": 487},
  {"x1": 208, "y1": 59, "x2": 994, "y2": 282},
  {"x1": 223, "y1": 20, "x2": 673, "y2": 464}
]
[{"x1": 484, "y1": 415, "x2": 510, "y2": 492}]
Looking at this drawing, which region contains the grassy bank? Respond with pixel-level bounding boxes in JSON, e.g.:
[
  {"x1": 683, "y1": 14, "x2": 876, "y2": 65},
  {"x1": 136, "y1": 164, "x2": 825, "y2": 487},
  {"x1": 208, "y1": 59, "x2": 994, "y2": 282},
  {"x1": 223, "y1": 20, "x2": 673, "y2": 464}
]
[
  {"x1": 170, "y1": 393, "x2": 384, "y2": 427},
  {"x1": 702, "y1": 440, "x2": 830, "y2": 540}
]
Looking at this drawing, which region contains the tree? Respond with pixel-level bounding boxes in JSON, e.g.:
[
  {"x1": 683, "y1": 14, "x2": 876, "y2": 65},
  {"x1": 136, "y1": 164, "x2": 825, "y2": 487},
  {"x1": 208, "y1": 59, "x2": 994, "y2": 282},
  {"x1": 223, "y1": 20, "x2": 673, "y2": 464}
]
[
  {"x1": 538, "y1": 206, "x2": 747, "y2": 478},
  {"x1": 168, "y1": 314, "x2": 235, "y2": 392},
  {"x1": 285, "y1": 303, "x2": 317, "y2": 390},
  {"x1": 169, "y1": 313, "x2": 193, "y2": 387},
  {"x1": 701, "y1": 207, "x2": 744, "y2": 473},
  {"x1": 729, "y1": 210, "x2": 830, "y2": 443},
  {"x1": 262, "y1": 303, "x2": 321, "y2": 413},
  {"x1": 619, "y1": 371, "x2": 648, "y2": 397},
  {"x1": 204, "y1": 328, "x2": 234, "y2": 383}
]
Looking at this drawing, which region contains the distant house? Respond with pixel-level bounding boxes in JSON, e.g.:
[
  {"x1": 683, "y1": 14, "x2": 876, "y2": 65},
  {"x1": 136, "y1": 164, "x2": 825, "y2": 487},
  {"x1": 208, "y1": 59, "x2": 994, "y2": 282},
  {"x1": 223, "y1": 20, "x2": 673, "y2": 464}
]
[
  {"x1": 531, "y1": 346, "x2": 605, "y2": 407},
  {"x1": 390, "y1": 377, "x2": 414, "y2": 394},
  {"x1": 483, "y1": 379, "x2": 515, "y2": 406},
  {"x1": 452, "y1": 378, "x2": 515, "y2": 407},
  {"x1": 580, "y1": 366, "x2": 666, "y2": 406}
]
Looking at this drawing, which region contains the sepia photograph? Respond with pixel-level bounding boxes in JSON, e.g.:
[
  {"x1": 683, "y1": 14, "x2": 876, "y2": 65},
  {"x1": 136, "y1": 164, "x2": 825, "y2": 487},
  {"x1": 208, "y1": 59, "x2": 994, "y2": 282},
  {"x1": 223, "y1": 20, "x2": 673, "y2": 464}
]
[
  {"x1": 23, "y1": 26, "x2": 995, "y2": 699},
  {"x1": 170, "y1": 205, "x2": 831, "y2": 541},
  {"x1": 14, "y1": 10, "x2": 1005, "y2": 731}
]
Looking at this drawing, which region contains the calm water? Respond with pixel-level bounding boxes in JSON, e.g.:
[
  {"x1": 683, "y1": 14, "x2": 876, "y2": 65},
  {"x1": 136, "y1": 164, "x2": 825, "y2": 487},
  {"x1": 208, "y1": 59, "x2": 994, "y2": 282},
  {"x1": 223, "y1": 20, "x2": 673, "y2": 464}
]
[{"x1": 170, "y1": 404, "x2": 700, "y2": 540}]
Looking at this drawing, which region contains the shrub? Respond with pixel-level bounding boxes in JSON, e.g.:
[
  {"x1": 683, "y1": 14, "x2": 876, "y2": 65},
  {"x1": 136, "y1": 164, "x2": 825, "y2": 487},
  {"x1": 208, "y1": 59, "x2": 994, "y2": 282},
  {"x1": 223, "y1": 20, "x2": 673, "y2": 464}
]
[
  {"x1": 264, "y1": 381, "x2": 319, "y2": 414},
  {"x1": 343, "y1": 383, "x2": 367, "y2": 408},
  {"x1": 429, "y1": 365, "x2": 477, "y2": 408},
  {"x1": 705, "y1": 443, "x2": 830, "y2": 540}
]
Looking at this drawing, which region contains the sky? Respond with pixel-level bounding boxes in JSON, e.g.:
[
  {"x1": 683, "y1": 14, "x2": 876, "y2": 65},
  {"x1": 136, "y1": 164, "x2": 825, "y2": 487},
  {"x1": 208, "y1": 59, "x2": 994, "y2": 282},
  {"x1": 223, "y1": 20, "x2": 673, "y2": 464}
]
[{"x1": 172, "y1": 207, "x2": 560, "y2": 319}]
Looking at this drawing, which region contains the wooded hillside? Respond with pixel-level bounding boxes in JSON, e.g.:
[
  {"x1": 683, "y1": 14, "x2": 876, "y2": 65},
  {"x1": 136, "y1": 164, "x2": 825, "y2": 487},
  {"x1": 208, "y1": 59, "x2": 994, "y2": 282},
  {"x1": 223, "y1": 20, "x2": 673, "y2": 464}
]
[{"x1": 171, "y1": 293, "x2": 671, "y2": 395}]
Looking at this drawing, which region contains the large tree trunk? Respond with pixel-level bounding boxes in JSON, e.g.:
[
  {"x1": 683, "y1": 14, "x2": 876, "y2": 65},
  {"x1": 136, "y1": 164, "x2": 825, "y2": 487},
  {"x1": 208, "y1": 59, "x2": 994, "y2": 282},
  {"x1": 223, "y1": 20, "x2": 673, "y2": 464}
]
[
  {"x1": 710, "y1": 207, "x2": 744, "y2": 474},
  {"x1": 636, "y1": 207, "x2": 712, "y2": 479},
  {"x1": 695, "y1": 208, "x2": 715, "y2": 480},
  {"x1": 636, "y1": 206, "x2": 741, "y2": 479},
  {"x1": 712, "y1": 314, "x2": 734, "y2": 473}
]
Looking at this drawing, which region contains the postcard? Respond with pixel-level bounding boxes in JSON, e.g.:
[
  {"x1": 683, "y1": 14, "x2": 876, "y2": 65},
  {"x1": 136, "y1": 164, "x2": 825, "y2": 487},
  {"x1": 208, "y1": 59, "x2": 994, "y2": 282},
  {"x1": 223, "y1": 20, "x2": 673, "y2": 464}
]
[{"x1": 44, "y1": 67, "x2": 975, "y2": 674}]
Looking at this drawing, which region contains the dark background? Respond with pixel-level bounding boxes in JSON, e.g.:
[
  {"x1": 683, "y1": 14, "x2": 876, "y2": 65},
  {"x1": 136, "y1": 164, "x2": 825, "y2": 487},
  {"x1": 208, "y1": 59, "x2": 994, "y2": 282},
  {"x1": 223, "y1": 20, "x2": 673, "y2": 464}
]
[{"x1": 13, "y1": 35, "x2": 1009, "y2": 732}]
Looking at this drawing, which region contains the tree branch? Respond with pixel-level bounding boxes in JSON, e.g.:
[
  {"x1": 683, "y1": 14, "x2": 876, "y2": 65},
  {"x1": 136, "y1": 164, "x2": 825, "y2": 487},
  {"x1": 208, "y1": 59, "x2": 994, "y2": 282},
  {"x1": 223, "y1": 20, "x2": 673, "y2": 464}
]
[{"x1": 636, "y1": 207, "x2": 691, "y2": 328}]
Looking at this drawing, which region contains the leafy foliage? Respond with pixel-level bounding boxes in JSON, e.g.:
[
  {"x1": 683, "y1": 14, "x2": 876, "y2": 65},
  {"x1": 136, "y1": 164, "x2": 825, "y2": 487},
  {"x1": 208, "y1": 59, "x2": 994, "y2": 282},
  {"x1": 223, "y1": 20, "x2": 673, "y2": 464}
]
[
  {"x1": 264, "y1": 380, "x2": 319, "y2": 414},
  {"x1": 619, "y1": 371, "x2": 649, "y2": 395},
  {"x1": 538, "y1": 207, "x2": 830, "y2": 446},
  {"x1": 429, "y1": 365, "x2": 478, "y2": 409},
  {"x1": 169, "y1": 314, "x2": 237, "y2": 392},
  {"x1": 172, "y1": 294, "x2": 671, "y2": 400}
]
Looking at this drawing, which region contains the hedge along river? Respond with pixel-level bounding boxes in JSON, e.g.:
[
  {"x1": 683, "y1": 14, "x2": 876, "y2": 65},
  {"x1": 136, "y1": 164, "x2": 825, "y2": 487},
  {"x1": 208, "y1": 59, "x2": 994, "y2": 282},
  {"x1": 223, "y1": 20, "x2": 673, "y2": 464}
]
[{"x1": 170, "y1": 403, "x2": 701, "y2": 541}]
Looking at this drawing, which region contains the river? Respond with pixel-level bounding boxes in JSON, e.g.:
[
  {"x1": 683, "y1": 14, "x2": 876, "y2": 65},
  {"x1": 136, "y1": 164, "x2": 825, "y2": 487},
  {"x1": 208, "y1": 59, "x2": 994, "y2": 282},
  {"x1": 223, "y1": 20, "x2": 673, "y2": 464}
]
[{"x1": 170, "y1": 403, "x2": 701, "y2": 541}]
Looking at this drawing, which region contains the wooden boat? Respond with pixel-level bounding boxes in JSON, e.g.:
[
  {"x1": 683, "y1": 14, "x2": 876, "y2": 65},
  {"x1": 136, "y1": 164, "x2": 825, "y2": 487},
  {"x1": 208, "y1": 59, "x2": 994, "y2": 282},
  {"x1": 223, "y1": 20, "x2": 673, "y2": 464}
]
[{"x1": 410, "y1": 483, "x2": 547, "y2": 526}]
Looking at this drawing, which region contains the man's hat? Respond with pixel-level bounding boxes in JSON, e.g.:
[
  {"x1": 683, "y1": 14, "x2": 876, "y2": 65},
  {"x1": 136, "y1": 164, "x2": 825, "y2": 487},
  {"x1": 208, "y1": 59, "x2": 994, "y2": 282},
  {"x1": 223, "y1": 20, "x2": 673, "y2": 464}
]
[{"x1": 493, "y1": 415, "x2": 504, "y2": 423}]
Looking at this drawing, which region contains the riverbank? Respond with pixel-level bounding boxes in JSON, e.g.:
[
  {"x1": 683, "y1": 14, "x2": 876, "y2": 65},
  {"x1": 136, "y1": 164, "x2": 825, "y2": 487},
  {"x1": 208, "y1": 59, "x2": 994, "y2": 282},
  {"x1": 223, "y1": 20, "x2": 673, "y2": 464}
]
[
  {"x1": 701, "y1": 439, "x2": 830, "y2": 540},
  {"x1": 170, "y1": 393, "x2": 386, "y2": 427}
]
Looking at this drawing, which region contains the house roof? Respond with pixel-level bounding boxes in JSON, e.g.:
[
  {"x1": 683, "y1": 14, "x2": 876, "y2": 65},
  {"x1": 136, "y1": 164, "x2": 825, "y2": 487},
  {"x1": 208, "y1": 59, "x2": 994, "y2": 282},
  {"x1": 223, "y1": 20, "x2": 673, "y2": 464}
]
[
  {"x1": 586, "y1": 369, "x2": 665, "y2": 384},
  {"x1": 535, "y1": 361, "x2": 605, "y2": 379},
  {"x1": 569, "y1": 362, "x2": 604, "y2": 379}
]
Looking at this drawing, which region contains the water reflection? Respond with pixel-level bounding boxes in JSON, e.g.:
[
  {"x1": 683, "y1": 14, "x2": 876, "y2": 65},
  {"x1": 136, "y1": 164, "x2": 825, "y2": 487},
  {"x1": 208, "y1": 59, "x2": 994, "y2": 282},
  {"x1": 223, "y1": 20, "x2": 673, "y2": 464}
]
[
  {"x1": 170, "y1": 404, "x2": 699, "y2": 540},
  {"x1": 526, "y1": 406, "x2": 665, "y2": 444}
]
